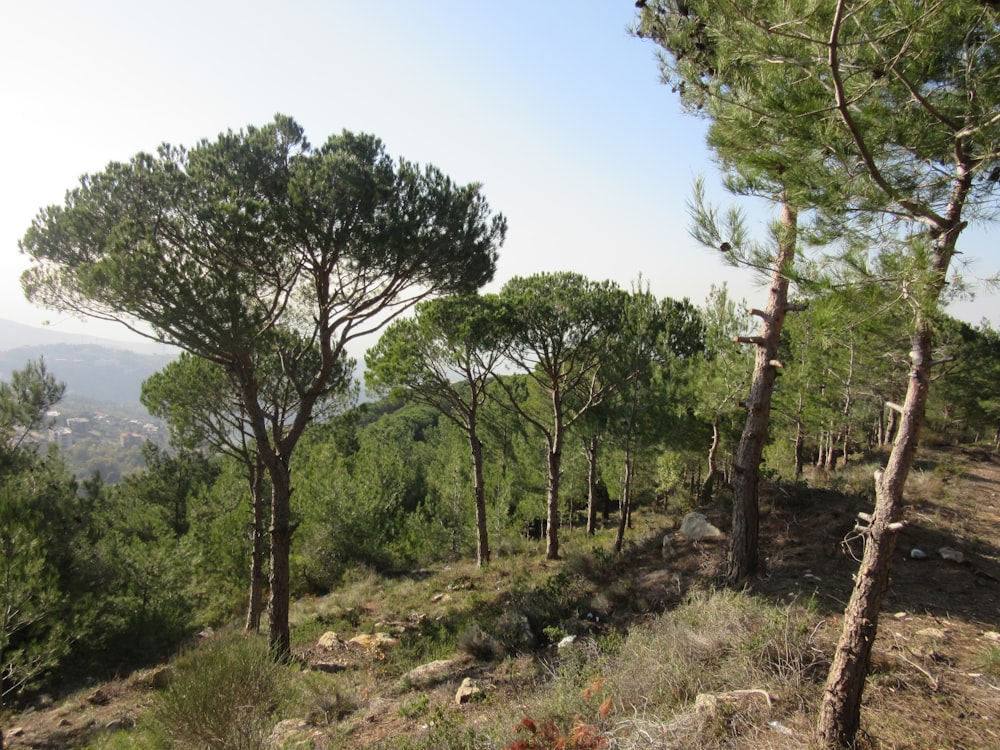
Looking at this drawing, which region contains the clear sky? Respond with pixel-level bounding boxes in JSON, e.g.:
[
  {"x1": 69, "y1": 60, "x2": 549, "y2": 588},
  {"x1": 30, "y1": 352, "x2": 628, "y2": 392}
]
[{"x1": 1, "y1": 1, "x2": 996, "y2": 348}]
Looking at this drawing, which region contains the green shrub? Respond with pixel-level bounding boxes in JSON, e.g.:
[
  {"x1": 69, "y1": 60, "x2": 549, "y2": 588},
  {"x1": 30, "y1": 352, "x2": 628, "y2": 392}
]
[{"x1": 148, "y1": 633, "x2": 292, "y2": 750}]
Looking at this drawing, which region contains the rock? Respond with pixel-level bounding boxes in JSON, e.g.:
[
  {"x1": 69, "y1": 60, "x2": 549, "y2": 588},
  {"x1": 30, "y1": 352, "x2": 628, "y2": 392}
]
[
  {"x1": 662, "y1": 534, "x2": 676, "y2": 559},
  {"x1": 403, "y1": 658, "x2": 461, "y2": 686},
  {"x1": 130, "y1": 665, "x2": 174, "y2": 690},
  {"x1": 938, "y1": 547, "x2": 966, "y2": 564},
  {"x1": 496, "y1": 611, "x2": 536, "y2": 651},
  {"x1": 87, "y1": 688, "x2": 111, "y2": 706},
  {"x1": 557, "y1": 635, "x2": 577, "y2": 649},
  {"x1": 455, "y1": 677, "x2": 484, "y2": 704},
  {"x1": 105, "y1": 717, "x2": 136, "y2": 732},
  {"x1": 910, "y1": 548, "x2": 928, "y2": 559},
  {"x1": 679, "y1": 512, "x2": 725, "y2": 541},
  {"x1": 317, "y1": 631, "x2": 341, "y2": 649},
  {"x1": 348, "y1": 632, "x2": 400, "y2": 650}
]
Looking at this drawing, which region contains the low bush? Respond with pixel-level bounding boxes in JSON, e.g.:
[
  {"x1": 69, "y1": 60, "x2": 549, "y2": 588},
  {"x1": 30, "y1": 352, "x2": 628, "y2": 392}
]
[{"x1": 147, "y1": 633, "x2": 292, "y2": 750}]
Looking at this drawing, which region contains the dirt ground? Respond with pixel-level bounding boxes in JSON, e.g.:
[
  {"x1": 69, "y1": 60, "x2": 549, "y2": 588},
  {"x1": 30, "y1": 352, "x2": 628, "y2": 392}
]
[{"x1": 3, "y1": 445, "x2": 999, "y2": 748}]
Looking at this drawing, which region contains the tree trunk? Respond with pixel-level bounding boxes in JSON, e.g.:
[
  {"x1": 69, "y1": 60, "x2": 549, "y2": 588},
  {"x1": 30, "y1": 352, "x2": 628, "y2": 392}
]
[
  {"x1": 267, "y1": 461, "x2": 293, "y2": 657},
  {"x1": 794, "y1": 417, "x2": 804, "y2": 480},
  {"x1": 817, "y1": 326, "x2": 932, "y2": 745},
  {"x1": 585, "y1": 435, "x2": 600, "y2": 534},
  {"x1": 699, "y1": 417, "x2": 720, "y2": 503},
  {"x1": 884, "y1": 406, "x2": 899, "y2": 447},
  {"x1": 728, "y1": 200, "x2": 797, "y2": 584},
  {"x1": 614, "y1": 455, "x2": 633, "y2": 554},
  {"x1": 546, "y1": 443, "x2": 561, "y2": 559},
  {"x1": 470, "y1": 429, "x2": 490, "y2": 567},
  {"x1": 244, "y1": 467, "x2": 267, "y2": 633}
]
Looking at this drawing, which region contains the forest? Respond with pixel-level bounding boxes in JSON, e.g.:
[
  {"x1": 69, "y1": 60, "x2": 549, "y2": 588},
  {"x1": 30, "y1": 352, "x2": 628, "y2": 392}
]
[{"x1": 4, "y1": 2, "x2": 1000, "y2": 748}]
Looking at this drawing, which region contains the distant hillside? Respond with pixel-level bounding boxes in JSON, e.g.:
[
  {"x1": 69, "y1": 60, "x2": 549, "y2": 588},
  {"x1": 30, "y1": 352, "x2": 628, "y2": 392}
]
[
  {"x1": 0, "y1": 317, "x2": 173, "y2": 355},
  {"x1": 0, "y1": 342, "x2": 176, "y2": 407},
  {"x1": 0, "y1": 319, "x2": 178, "y2": 408}
]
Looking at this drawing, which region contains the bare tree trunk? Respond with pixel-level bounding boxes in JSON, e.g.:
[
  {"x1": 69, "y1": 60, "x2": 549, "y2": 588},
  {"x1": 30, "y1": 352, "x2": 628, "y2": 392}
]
[
  {"x1": 793, "y1": 420, "x2": 804, "y2": 479},
  {"x1": 816, "y1": 429, "x2": 827, "y2": 468},
  {"x1": 614, "y1": 456, "x2": 633, "y2": 553},
  {"x1": 699, "y1": 417, "x2": 720, "y2": 503},
  {"x1": 817, "y1": 326, "x2": 932, "y2": 744},
  {"x1": 728, "y1": 200, "x2": 797, "y2": 584},
  {"x1": 585, "y1": 435, "x2": 600, "y2": 534},
  {"x1": 245, "y1": 468, "x2": 267, "y2": 633},
  {"x1": 470, "y1": 429, "x2": 490, "y2": 567}
]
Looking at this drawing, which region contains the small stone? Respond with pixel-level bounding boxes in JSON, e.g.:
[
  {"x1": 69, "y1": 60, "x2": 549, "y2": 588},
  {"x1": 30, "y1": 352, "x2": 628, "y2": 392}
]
[
  {"x1": 938, "y1": 547, "x2": 966, "y2": 564},
  {"x1": 348, "y1": 632, "x2": 400, "y2": 650},
  {"x1": 87, "y1": 688, "x2": 111, "y2": 706},
  {"x1": 557, "y1": 635, "x2": 577, "y2": 649},
  {"x1": 893, "y1": 611, "x2": 908, "y2": 620},
  {"x1": 910, "y1": 548, "x2": 927, "y2": 559},
  {"x1": 661, "y1": 534, "x2": 675, "y2": 559}
]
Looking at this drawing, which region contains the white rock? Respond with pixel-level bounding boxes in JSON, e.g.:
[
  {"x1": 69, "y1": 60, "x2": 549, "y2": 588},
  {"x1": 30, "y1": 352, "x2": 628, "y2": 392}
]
[
  {"x1": 910, "y1": 548, "x2": 927, "y2": 559},
  {"x1": 679, "y1": 512, "x2": 725, "y2": 541},
  {"x1": 938, "y1": 547, "x2": 966, "y2": 564}
]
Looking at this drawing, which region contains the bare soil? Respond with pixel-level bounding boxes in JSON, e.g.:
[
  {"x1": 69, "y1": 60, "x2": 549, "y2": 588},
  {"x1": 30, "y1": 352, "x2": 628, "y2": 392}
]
[{"x1": 4, "y1": 446, "x2": 999, "y2": 748}]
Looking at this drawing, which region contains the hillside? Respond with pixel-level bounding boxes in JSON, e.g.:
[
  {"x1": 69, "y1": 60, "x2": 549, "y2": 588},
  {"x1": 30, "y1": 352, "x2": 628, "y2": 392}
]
[
  {"x1": 0, "y1": 344, "x2": 175, "y2": 408},
  {"x1": 4, "y1": 445, "x2": 998, "y2": 749}
]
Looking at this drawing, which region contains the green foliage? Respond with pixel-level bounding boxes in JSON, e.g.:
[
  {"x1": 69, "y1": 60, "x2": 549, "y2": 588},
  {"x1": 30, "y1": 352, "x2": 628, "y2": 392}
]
[
  {"x1": 148, "y1": 633, "x2": 292, "y2": 750},
  {"x1": 0, "y1": 358, "x2": 64, "y2": 466}
]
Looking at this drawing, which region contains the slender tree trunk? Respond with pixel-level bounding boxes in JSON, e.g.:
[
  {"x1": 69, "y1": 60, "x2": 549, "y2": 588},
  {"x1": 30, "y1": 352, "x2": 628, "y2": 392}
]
[
  {"x1": 614, "y1": 454, "x2": 633, "y2": 554},
  {"x1": 470, "y1": 428, "x2": 490, "y2": 567},
  {"x1": 699, "y1": 417, "x2": 720, "y2": 503},
  {"x1": 794, "y1": 419, "x2": 804, "y2": 480},
  {"x1": 816, "y1": 430, "x2": 827, "y2": 468},
  {"x1": 245, "y1": 468, "x2": 267, "y2": 633},
  {"x1": 585, "y1": 435, "x2": 600, "y2": 535},
  {"x1": 817, "y1": 137, "x2": 970, "y2": 742},
  {"x1": 884, "y1": 407, "x2": 899, "y2": 447},
  {"x1": 817, "y1": 326, "x2": 932, "y2": 744},
  {"x1": 728, "y1": 200, "x2": 797, "y2": 584}
]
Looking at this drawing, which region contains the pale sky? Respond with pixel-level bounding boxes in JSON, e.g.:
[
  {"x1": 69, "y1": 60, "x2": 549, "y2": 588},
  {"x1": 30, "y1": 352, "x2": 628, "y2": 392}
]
[{"x1": 1, "y1": 1, "x2": 996, "y2": 350}]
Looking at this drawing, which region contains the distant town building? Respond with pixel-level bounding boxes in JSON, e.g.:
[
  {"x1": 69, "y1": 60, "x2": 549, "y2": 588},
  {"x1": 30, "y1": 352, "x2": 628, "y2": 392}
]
[
  {"x1": 120, "y1": 432, "x2": 145, "y2": 449},
  {"x1": 66, "y1": 417, "x2": 90, "y2": 435},
  {"x1": 48, "y1": 427, "x2": 73, "y2": 450}
]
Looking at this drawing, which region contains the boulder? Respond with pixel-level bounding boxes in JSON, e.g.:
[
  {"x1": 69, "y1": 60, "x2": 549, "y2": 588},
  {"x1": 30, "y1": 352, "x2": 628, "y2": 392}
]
[
  {"x1": 403, "y1": 658, "x2": 462, "y2": 687},
  {"x1": 317, "y1": 631, "x2": 341, "y2": 649},
  {"x1": 679, "y1": 512, "x2": 725, "y2": 541}
]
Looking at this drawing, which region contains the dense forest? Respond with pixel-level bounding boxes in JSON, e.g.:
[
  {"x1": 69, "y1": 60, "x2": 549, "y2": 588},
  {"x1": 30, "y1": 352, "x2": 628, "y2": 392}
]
[{"x1": 4, "y1": 2, "x2": 1000, "y2": 748}]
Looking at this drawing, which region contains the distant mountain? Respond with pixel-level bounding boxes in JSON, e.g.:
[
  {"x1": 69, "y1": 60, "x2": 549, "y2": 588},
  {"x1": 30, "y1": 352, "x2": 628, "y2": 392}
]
[
  {"x1": 0, "y1": 318, "x2": 174, "y2": 355},
  {"x1": 0, "y1": 321, "x2": 178, "y2": 407}
]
